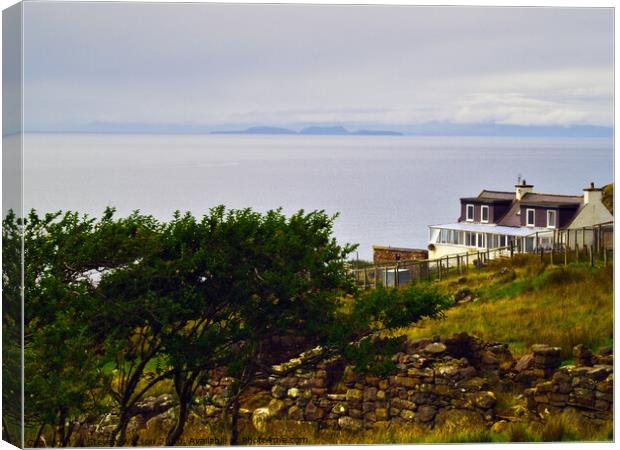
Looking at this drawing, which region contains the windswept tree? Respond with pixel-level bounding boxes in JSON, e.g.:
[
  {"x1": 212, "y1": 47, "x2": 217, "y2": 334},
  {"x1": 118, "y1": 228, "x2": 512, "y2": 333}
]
[
  {"x1": 2, "y1": 211, "x2": 24, "y2": 446},
  {"x1": 152, "y1": 207, "x2": 452, "y2": 445},
  {"x1": 19, "y1": 209, "x2": 160, "y2": 446},
  {"x1": 15, "y1": 206, "x2": 452, "y2": 447}
]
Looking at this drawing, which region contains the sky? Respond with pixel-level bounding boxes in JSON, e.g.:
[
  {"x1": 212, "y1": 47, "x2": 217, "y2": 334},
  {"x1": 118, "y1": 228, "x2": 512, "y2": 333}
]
[{"x1": 19, "y1": 3, "x2": 614, "y2": 133}]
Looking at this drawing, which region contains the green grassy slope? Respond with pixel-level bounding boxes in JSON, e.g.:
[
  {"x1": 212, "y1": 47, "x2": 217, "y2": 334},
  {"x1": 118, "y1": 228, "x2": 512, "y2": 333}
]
[{"x1": 398, "y1": 255, "x2": 613, "y2": 360}]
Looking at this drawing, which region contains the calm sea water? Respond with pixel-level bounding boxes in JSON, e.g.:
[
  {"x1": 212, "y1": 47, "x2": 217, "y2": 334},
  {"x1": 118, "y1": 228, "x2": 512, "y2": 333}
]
[{"x1": 21, "y1": 133, "x2": 613, "y2": 260}]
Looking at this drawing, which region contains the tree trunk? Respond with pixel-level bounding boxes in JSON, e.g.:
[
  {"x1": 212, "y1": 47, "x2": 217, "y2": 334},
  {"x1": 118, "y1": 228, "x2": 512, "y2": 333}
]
[
  {"x1": 165, "y1": 395, "x2": 190, "y2": 446},
  {"x1": 56, "y1": 409, "x2": 67, "y2": 447},
  {"x1": 110, "y1": 409, "x2": 131, "y2": 447},
  {"x1": 60, "y1": 421, "x2": 75, "y2": 447},
  {"x1": 2, "y1": 418, "x2": 13, "y2": 444},
  {"x1": 229, "y1": 396, "x2": 241, "y2": 446},
  {"x1": 32, "y1": 423, "x2": 46, "y2": 448}
]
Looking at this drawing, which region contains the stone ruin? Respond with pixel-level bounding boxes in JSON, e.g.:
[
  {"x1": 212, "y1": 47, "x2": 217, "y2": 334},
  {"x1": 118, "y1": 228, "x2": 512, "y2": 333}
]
[
  {"x1": 523, "y1": 345, "x2": 613, "y2": 423},
  {"x1": 78, "y1": 333, "x2": 612, "y2": 444},
  {"x1": 251, "y1": 334, "x2": 613, "y2": 433}
]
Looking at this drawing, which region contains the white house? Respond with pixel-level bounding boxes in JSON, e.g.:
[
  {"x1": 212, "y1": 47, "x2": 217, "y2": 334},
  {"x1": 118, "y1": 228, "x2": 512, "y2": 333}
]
[{"x1": 428, "y1": 181, "x2": 613, "y2": 260}]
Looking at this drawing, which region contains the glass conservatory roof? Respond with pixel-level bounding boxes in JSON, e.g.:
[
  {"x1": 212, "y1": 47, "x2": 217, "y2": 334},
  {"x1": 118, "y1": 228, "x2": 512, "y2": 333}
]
[{"x1": 429, "y1": 222, "x2": 550, "y2": 237}]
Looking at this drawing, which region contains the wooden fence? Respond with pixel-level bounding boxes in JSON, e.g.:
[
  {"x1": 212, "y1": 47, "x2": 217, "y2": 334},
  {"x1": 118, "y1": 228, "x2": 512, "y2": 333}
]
[{"x1": 349, "y1": 223, "x2": 613, "y2": 289}]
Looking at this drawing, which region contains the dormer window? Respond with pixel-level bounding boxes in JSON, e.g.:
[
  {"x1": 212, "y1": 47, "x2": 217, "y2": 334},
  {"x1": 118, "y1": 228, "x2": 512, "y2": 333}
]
[
  {"x1": 547, "y1": 210, "x2": 556, "y2": 229},
  {"x1": 526, "y1": 208, "x2": 535, "y2": 227},
  {"x1": 481, "y1": 205, "x2": 489, "y2": 223},
  {"x1": 466, "y1": 204, "x2": 474, "y2": 222}
]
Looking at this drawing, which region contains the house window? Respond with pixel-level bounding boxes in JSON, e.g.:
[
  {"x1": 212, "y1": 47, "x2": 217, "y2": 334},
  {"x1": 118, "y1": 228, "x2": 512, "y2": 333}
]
[
  {"x1": 465, "y1": 232, "x2": 475, "y2": 247},
  {"x1": 481, "y1": 205, "x2": 489, "y2": 223},
  {"x1": 476, "y1": 233, "x2": 486, "y2": 248},
  {"x1": 547, "y1": 210, "x2": 556, "y2": 229},
  {"x1": 466, "y1": 204, "x2": 474, "y2": 222},
  {"x1": 526, "y1": 209, "x2": 535, "y2": 227}
]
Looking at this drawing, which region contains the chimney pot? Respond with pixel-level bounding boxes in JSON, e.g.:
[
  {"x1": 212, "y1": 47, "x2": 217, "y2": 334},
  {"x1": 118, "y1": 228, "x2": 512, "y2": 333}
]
[
  {"x1": 515, "y1": 180, "x2": 534, "y2": 200},
  {"x1": 583, "y1": 182, "x2": 603, "y2": 204}
]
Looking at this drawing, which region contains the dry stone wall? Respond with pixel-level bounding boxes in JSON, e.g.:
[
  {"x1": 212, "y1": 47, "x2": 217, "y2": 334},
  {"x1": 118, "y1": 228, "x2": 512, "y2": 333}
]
[
  {"x1": 254, "y1": 335, "x2": 613, "y2": 432},
  {"x1": 524, "y1": 346, "x2": 613, "y2": 423},
  {"x1": 257, "y1": 333, "x2": 512, "y2": 431},
  {"x1": 83, "y1": 333, "x2": 613, "y2": 443}
]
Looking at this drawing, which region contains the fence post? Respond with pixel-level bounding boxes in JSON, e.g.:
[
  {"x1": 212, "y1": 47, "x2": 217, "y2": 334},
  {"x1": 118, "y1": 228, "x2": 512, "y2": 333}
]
[
  {"x1": 589, "y1": 245, "x2": 594, "y2": 267},
  {"x1": 582, "y1": 228, "x2": 586, "y2": 249},
  {"x1": 540, "y1": 247, "x2": 544, "y2": 263},
  {"x1": 395, "y1": 262, "x2": 400, "y2": 287},
  {"x1": 550, "y1": 247, "x2": 554, "y2": 265},
  {"x1": 564, "y1": 242, "x2": 568, "y2": 266},
  {"x1": 604, "y1": 248, "x2": 608, "y2": 267},
  {"x1": 510, "y1": 241, "x2": 514, "y2": 260},
  {"x1": 575, "y1": 244, "x2": 579, "y2": 263}
]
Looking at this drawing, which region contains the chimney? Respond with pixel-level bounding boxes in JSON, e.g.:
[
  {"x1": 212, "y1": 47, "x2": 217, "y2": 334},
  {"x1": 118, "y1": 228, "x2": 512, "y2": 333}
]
[
  {"x1": 583, "y1": 182, "x2": 603, "y2": 205},
  {"x1": 515, "y1": 179, "x2": 534, "y2": 201}
]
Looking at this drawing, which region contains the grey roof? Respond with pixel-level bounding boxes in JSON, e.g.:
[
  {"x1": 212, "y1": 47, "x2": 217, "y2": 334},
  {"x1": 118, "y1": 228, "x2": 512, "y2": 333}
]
[
  {"x1": 461, "y1": 197, "x2": 513, "y2": 204},
  {"x1": 520, "y1": 192, "x2": 583, "y2": 204},
  {"x1": 496, "y1": 192, "x2": 583, "y2": 227},
  {"x1": 478, "y1": 190, "x2": 516, "y2": 200},
  {"x1": 496, "y1": 201, "x2": 522, "y2": 227}
]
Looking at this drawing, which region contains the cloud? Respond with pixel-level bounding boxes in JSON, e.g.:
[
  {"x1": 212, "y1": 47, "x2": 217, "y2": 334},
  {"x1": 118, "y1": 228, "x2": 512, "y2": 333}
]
[{"x1": 22, "y1": 3, "x2": 613, "y2": 130}]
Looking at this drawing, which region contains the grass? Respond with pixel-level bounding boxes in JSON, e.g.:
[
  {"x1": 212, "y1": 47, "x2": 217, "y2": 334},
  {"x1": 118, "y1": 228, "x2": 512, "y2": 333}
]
[
  {"x1": 82, "y1": 254, "x2": 615, "y2": 446},
  {"x1": 132, "y1": 254, "x2": 613, "y2": 445},
  {"x1": 133, "y1": 412, "x2": 612, "y2": 446},
  {"x1": 398, "y1": 255, "x2": 613, "y2": 359}
]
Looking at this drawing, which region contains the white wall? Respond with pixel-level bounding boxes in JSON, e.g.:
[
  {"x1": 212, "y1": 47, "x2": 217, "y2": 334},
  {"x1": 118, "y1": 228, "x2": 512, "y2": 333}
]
[
  {"x1": 429, "y1": 243, "x2": 477, "y2": 260},
  {"x1": 567, "y1": 202, "x2": 613, "y2": 247}
]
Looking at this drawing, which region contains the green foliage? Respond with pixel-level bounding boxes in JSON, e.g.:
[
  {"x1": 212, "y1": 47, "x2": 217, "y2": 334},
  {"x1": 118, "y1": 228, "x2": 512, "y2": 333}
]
[
  {"x1": 2, "y1": 210, "x2": 23, "y2": 444},
  {"x1": 7, "y1": 205, "x2": 452, "y2": 446},
  {"x1": 354, "y1": 284, "x2": 452, "y2": 329},
  {"x1": 343, "y1": 336, "x2": 399, "y2": 376},
  {"x1": 602, "y1": 183, "x2": 613, "y2": 214}
]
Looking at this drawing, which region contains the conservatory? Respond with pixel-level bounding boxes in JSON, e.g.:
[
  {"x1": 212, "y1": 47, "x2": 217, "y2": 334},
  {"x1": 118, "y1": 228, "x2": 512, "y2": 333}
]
[{"x1": 428, "y1": 222, "x2": 554, "y2": 258}]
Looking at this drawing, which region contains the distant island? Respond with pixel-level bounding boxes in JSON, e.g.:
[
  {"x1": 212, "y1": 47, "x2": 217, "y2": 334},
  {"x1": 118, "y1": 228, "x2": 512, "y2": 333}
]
[
  {"x1": 211, "y1": 126, "x2": 403, "y2": 136},
  {"x1": 30, "y1": 122, "x2": 612, "y2": 138}
]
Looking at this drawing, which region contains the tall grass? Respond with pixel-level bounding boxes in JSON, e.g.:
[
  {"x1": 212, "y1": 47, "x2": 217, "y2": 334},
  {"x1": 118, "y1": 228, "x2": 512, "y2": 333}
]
[
  {"x1": 137, "y1": 413, "x2": 612, "y2": 445},
  {"x1": 129, "y1": 256, "x2": 613, "y2": 445},
  {"x1": 401, "y1": 258, "x2": 612, "y2": 359}
]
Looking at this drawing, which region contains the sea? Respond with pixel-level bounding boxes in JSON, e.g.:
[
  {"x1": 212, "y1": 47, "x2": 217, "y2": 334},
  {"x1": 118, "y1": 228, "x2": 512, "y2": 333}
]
[{"x1": 17, "y1": 133, "x2": 614, "y2": 260}]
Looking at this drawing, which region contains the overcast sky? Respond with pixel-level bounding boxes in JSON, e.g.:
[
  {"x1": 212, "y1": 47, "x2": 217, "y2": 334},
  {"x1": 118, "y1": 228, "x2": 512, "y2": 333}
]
[{"x1": 21, "y1": 3, "x2": 613, "y2": 131}]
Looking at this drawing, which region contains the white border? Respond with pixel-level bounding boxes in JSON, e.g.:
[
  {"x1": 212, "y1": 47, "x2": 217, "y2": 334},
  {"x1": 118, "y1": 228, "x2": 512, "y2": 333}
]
[{"x1": 0, "y1": 2, "x2": 616, "y2": 450}]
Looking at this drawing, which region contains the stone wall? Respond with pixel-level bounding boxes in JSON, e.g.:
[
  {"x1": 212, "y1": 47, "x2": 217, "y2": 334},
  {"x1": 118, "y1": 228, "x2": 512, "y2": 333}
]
[
  {"x1": 255, "y1": 333, "x2": 514, "y2": 431},
  {"x1": 83, "y1": 334, "x2": 613, "y2": 444},
  {"x1": 372, "y1": 246, "x2": 428, "y2": 264},
  {"x1": 523, "y1": 346, "x2": 613, "y2": 423},
  {"x1": 254, "y1": 336, "x2": 613, "y2": 432}
]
